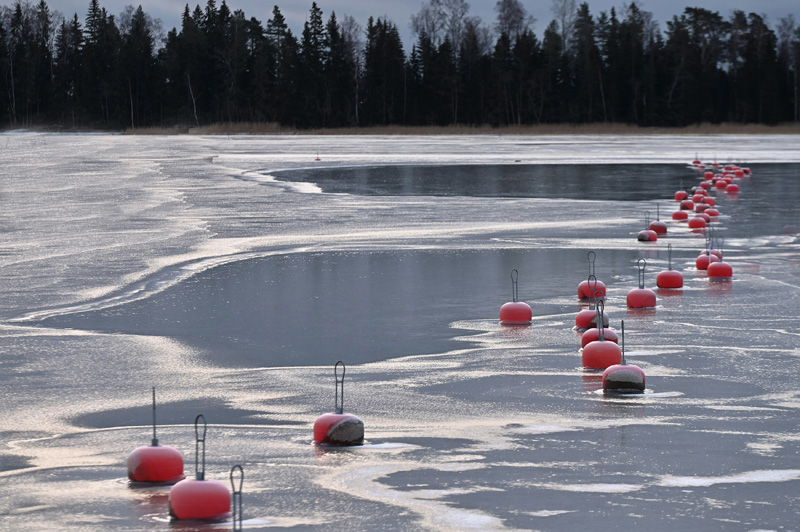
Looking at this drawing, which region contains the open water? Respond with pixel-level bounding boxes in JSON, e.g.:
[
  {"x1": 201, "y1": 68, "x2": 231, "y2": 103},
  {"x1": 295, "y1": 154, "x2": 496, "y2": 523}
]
[{"x1": 1, "y1": 133, "x2": 799, "y2": 531}]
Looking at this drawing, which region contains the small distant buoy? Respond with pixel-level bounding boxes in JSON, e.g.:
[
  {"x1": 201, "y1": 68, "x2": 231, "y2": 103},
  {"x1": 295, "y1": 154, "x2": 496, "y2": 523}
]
[
  {"x1": 602, "y1": 321, "x2": 645, "y2": 393},
  {"x1": 696, "y1": 250, "x2": 719, "y2": 270},
  {"x1": 314, "y1": 151, "x2": 321, "y2": 161},
  {"x1": 578, "y1": 252, "x2": 606, "y2": 300},
  {"x1": 313, "y1": 362, "x2": 364, "y2": 446},
  {"x1": 127, "y1": 387, "x2": 185, "y2": 484},
  {"x1": 649, "y1": 205, "x2": 667, "y2": 235},
  {"x1": 656, "y1": 244, "x2": 683, "y2": 289},
  {"x1": 697, "y1": 212, "x2": 711, "y2": 223},
  {"x1": 705, "y1": 207, "x2": 720, "y2": 219},
  {"x1": 715, "y1": 180, "x2": 727, "y2": 189},
  {"x1": 582, "y1": 301, "x2": 622, "y2": 369},
  {"x1": 680, "y1": 199, "x2": 695, "y2": 210},
  {"x1": 672, "y1": 210, "x2": 689, "y2": 221},
  {"x1": 688, "y1": 216, "x2": 707, "y2": 230},
  {"x1": 703, "y1": 171, "x2": 714, "y2": 180},
  {"x1": 692, "y1": 156, "x2": 701, "y2": 165},
  {"x1": 703, "y1": 196, "x2": 716, "y2": 206},
  {"x1": 695, "y1": 203, "x2": 709, "y2": 213},
  {"x1": 674, "y1": 190, "x2": 688, "y2": 201},
  {"x1": 782, "y1": 225, "x2": 800, "y2": 235},
  {"x1": 627, "y1": 259, "x2": 656, "y2": 309},
  {"x1": 500, "y1": 269, "x2": 532, "y2": 325},
  {"x1": 699, "y1": 181, "x2": 711, "y2": 190},
  {"x1": 726, "y1": 183, "x2": 739, "y2": 193},
  {"x1": 168, "y1": 415, "x2": 232, "y2": 521}
]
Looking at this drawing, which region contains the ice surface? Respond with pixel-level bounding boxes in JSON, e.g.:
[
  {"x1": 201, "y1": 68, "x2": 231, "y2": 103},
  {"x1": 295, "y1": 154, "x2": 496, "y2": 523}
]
[{"x1": 1, "y1": 133, "x2": 800, "y2": 530}]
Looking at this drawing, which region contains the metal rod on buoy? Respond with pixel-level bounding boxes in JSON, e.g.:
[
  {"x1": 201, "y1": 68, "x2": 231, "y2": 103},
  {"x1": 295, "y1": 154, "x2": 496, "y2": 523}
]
[
  {"x1": 588, "y1": 275, "x2": 598, "y2": 309},
  {"x1": 588, "y1": 251, "x2": 597, "y2": 278},
  {"x1": 151, "y1": 386, "x2": 158, "y2": 447},
  {"x1": 596, "y1": 300, "x2": 606, "y2": 341},
  {"x1": 667, "y1": 244, "x2": 673, "y2": 270},
  {"x1": 620, "y1": 320, "x2": 627, "y2": 365},
  {"x1": 230, "y1": 465, "x2": 244, "y2": 532},
  {"x1": 334, "y1": 361, "x2": 345, "y2": 415},
  {"x1": 637, "y1": 258, "x2": 647, "y2": 289},
  {"x1": 194, "y1": 414, "x2": 207, "y2": 481},
  {"x1": 644, "y1": 211, "x2": 650, "y2": 229},
  {"x1": 511, "y1": 269, "x2": 519, "y2": 303},
  {"x1": 656, "y1": 204, "x2": 661, "y2": 221}
]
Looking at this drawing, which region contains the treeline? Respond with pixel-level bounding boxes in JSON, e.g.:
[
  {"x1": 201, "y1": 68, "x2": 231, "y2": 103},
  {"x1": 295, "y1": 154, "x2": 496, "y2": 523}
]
[{"x1": 1, "y1": 0, "x2": 799, "y2": 130}]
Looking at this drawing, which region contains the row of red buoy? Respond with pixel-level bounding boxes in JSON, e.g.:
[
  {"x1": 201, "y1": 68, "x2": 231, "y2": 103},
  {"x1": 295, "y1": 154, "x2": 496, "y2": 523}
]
[{"x1": 127, "y1": 362, "x2": 363, "y2": 522}]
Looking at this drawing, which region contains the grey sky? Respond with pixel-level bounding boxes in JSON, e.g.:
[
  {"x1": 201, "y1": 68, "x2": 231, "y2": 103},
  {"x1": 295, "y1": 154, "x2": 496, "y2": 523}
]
[{"x1": 41, "y1": 0, "x2": 799, "y2": 47}]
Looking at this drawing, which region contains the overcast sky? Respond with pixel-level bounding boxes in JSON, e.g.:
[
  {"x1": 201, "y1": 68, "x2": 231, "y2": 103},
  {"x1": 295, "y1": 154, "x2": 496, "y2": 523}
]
[{"x1": 39, "y1": 0, "x2": 799, "y2": 47}]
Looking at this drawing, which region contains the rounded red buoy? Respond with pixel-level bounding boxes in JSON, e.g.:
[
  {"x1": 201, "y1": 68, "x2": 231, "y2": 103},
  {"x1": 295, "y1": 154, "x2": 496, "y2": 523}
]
[
  {"x1": 692, "y1": 193, "x2": 705, "y2": 203},
  {"x1": 500, "y1": 269, "x2": 532, "y2": 325},
  {"x1": 168, "y1": 415, "x2": 231, "y2": 521},
  {"x1": 313, "y1": 362, "x2": 364, "y2": 446},
  {"x1": 697, "y1": 212, "x2": 711, "y2": 223},
  {"x1": 582, "y1": 301, "x2": 621, "y2": 369},
  {"x1": 602, "y1": 321, "x2": 645, "y2": 393},
  {"x1": 672, "y1": 210, "x2": 689, "y2": 221},
  {"x1": 703, "y1": 196, "x2": 716, "y2": 206},
  {"x1": 707, "y1": 260, "x2": 733, "y2": 281},
  {"x1": 715, "y1": 180, "x2": 727, "y2": 189},
  {"x1": 699, "y1": 181, "x2": 711, "y2": 189},
  {"x1": 680, "y1": 199, "x2": 695, "y2": 210},
  {"x1": 696, "y1": 250, "x2": 719, "y2": 270},
  {"x1": 578, "y1": 253, "x2": 606, "y2": 300},
  {"x1": 638, "y1": 229, "x2": 658, "y2": 242},
  {"x1": 688, "y1": 217, "x2": 707, "y2": 229},
  {"x1": 581, "y1": 326, "x2": 618, "y2": 348},
  {"x1": 703, "y1": 171, "x2": 713, "y2": 180},
  {"x1": 576, "y1": 298, "x2": 610, "y2": 330},
  {"x1": 127, "y1": 387, "x2": 185, "y2": 484},
  {"x1": 726, "y1": 183, "x2": 739, "y2": 193},
  {"x1": 692, "y1": 157, "x2": 701, "y2": 165},
  {"x1": 627, "y1": 259, "x2": 656, "y2": 309},
  {"x1": 675, "y1": 190, "x2": 688, "y2": 201},
  {"x1": 649, "y1": 205, "x2": 667, "y2": 235},
  {"x1": 695, "y1": 203, "x2": 709, "y2": 213},
  {"x1": 705, "y1": 207, "x2": 720, "y2": 219},
  {"x1": 656, "y1": 244, "x2": 683, "y2": 289}
]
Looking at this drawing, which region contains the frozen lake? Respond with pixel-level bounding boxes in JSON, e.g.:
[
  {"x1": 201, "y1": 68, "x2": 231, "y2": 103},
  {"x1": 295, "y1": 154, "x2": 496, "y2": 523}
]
[{"x1": 1, "y1": 133, "x2": 800, "y2": 530}]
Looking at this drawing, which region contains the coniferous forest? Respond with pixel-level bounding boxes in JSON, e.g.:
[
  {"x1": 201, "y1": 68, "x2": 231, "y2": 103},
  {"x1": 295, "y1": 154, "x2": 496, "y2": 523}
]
[{"x1": 1, "y1": 0, "x2": 799, "y2": 130}]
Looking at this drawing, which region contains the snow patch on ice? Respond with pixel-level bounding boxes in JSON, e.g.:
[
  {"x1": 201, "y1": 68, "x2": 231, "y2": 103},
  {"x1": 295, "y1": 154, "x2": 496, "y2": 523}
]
[{"x1": 657, "y1": 469, "x2": 800, "y2": 487}]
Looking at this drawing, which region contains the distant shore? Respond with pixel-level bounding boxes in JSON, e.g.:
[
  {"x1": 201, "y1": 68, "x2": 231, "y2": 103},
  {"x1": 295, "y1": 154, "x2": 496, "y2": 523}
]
[
  {"x1": 125, "y1": 122, "x2": 800, "y2": 136},
  {"x1": 4, "y1": 122, "x2": 800, "y2": 136}
]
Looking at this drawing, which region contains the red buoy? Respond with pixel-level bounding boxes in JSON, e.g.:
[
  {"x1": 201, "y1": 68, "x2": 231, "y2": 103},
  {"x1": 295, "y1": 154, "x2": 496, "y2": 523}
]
[
  {"x1": 715, "y1": 180, "x2": 727, "y2": 189},
  {"x1": 648, "y1": 205, "x2": 667, "y2": 235},
  {"x1": 576, "y1": 294, "x2": 610, "y2": 330},
  {"x1": 578, "y1": 252, "x2": 606, "y2": 300},
  {"x1": 581, "y1": 326, "x2": 618, "y2": 348},
  {"x1": 726, "y1": 183, "x2": 740, "y2": 193},
  {"x1": 696, "y1": 250, "x2": 719, "y2": 270},
  {"x1": 702, "y1": 196, "x2": 716, "y2": 206},
  {"x1": 582, "y1": 301, "x2": 621, "y2": 369},
  {"x1": 688, "y1": 216, "x2": 707, "y2": 230},
  {"x1": 672, "y1": 210, "x2": 689, "y2": 221},
  {"x1": 703, "y1": 171, "x2": 714, "y2": 180},
  {"x1": 127, "y1": 387, "x2": 185, "y2": 484},
  {"x1": 627, "y1": 259, "x2": 656, "y2": 309},
  {"x1": 313, "y1": 362, "x2": 364, "y2": 446},
  {"x1": 675, "y1": 190, "x2": 688, "y2": 201},
  {"x1": 695, "y1": 203, "x2": 709, "y2": 213},
  {"x1": 656, "y1": 244, "x2": 683, "y2": 289},
  {"x1": 680, "y1": 199, "x2": 695, "y2": 210},
  {"x1": 499, "y1": 269, "x2": 532, "y2": 325},
  {"x1": 705, "y1": 207, "x2": 720, "y2": 219},
  {"x1": 699, "y1": 181, "x2": 711, "y2": 190},
  {"x1": 168, "y1": 415, "x2": 231, "y2": 521},
  {"x1": 707, "y1": 260, "x2": 733, "y2": 281},
  {"x1": 602, "y1": 321, "x2": 646, "y2": 393}
]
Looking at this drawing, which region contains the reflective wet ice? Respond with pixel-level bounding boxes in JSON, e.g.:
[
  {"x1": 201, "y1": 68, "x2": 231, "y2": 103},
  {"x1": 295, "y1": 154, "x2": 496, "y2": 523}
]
[{"x1": 1, "y1": 134, "x2": 800, "y2": 530}]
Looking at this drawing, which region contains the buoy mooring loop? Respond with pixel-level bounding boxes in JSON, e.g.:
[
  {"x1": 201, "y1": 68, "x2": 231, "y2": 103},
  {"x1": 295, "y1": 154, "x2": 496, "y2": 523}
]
[
  {"x1": 230, "y1": 465, "x2": 244, "y2": 532},
  {"x1": 637, "y1": 258, "x2": 646, "y2": 289},
  {"x1": 588, "y1": 251, "x2": 597, "y2": 278},
  {"x1": 335, "y1": 361, "x2": 346, "y2": 415},
  {"x1": 194, "y1": 414, "x2": 207, "y2": 481}
]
